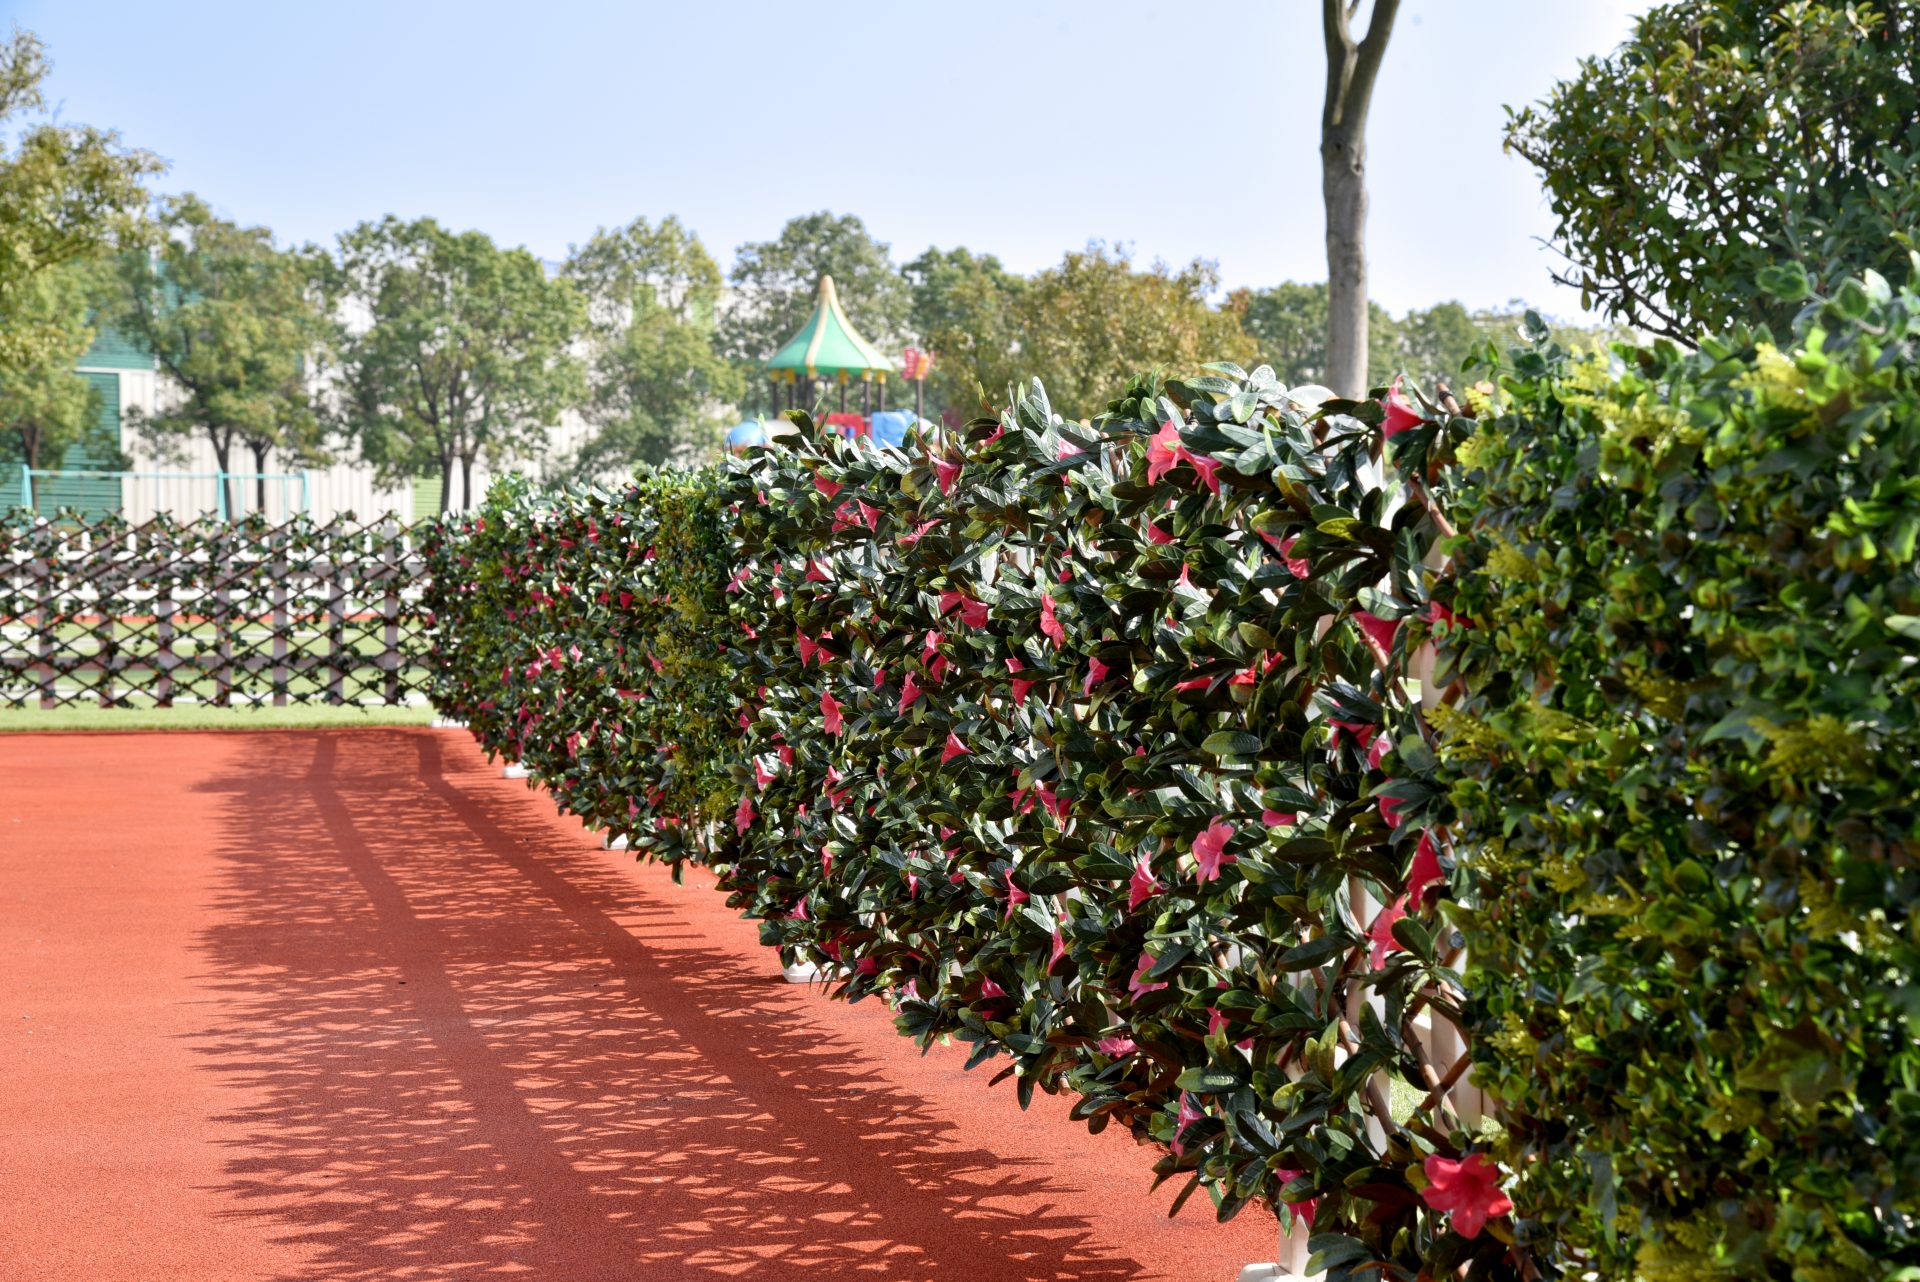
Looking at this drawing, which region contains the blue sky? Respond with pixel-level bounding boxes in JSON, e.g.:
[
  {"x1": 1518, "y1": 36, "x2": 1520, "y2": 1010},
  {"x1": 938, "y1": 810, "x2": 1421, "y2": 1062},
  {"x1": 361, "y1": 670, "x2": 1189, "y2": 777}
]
[{"x1": 8, "y1": 0, "x2": 1646, "y2": 318}]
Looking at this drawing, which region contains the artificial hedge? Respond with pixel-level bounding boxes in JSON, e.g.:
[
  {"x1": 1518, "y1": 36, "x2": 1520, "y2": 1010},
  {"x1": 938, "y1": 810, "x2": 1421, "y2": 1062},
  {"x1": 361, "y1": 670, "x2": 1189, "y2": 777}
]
[{"x1": 421, "y1": 273, "x2": 1920, "y2": 1279}]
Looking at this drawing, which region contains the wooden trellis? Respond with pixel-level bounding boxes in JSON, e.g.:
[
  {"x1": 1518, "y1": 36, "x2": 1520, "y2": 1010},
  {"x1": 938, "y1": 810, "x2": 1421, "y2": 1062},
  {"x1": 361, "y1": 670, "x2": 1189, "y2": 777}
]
[{"x1": 0, "y1": 513, "x2": 434, "y2": 709}]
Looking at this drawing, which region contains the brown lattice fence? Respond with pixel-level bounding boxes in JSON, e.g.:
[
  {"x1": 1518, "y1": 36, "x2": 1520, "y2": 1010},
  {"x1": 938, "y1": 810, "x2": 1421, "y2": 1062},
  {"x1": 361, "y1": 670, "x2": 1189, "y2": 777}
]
[{"x1": 0, "y1": 512, "x2": 434, "y2": 709}]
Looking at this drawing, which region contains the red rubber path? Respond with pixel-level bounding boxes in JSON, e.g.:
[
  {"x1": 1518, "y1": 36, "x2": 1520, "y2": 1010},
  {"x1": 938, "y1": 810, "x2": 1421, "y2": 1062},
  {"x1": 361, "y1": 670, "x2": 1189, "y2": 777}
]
[{"x1": 0, "y1": 728, "x2": 1271, "y2": 1280}]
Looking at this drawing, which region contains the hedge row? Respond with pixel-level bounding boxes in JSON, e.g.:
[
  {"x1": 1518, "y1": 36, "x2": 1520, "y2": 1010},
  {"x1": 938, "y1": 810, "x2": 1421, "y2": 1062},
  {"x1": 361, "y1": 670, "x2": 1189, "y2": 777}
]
[{"x1": 421, "y1": 275, "x2": 1920, "y2": 1279}]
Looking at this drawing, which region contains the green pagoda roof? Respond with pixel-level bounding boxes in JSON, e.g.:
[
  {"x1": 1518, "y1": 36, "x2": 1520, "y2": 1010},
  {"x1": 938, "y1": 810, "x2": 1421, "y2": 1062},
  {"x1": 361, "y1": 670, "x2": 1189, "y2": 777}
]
[{"x1": 765, "y1": 276, "x2": 892, "y2": 379}]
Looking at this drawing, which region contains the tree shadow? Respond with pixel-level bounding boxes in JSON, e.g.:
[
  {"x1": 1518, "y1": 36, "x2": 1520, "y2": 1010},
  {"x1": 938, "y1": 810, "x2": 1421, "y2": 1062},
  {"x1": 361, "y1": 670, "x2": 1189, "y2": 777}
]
[{"x1": 185, "y1": 729, "x2": 1159, "y2": 1281}]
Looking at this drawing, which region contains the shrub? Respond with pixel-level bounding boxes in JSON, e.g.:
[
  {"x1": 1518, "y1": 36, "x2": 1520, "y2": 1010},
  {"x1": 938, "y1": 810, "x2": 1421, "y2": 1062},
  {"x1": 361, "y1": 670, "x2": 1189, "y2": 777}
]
[
  {"x1": 1437, "y1": 273, "x2": 1920, "y2": 1277},
  {"x1": 425, "y1": 367, "x2": 1505, "y2": 1274}
]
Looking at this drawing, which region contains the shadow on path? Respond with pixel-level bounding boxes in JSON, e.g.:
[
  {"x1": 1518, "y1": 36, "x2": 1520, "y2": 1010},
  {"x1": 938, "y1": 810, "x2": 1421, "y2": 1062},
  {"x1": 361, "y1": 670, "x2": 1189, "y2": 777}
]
[{"x1": 186, "y1": 729, "x2": 1152, "y2": 1281}]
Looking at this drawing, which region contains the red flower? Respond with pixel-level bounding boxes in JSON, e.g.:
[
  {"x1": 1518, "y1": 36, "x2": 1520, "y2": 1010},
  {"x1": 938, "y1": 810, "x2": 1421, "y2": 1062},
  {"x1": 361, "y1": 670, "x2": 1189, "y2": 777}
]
[
  {"x1": 1096, "y1": 1035, "x2": 1137, "y2": 1057},
  {"x1": 1187, "y1": 452, "x2": 1223, "y2": 494},
  {"x1": 1369, "y1": 895, "x2": 1409, "y2": 967},
  {"x1": 1261, "y1": 809, "x2": 1296, "y2": 828},
  {"x1": 1002, "y1": 870, "x2": 1029, "y2": 920},
  {"x1": 1382, "y1": 377, "x2": 1426, "y2": 438},
  {"x1": 1270, "y1": 534, "x2": 1311, "y2": 579},
  {"x1": 814, "y1": 474, "x2": 841, "y2": 499},
  {"x1": 1409, "y1": 830, "x2": 1443, "y2": 905},
  {"x1": 821, "y1": 690, "x2": 845, "y2": 736},
  {"x1": 898, "y1": 518, "x2": 942, "y2": 546},
  {"x1": 1353, "y1": 609, "x2": 1401, "y2": 660},
  {"x1": 1273, "y1": 1168, "x2": 1320, "y2": 1225},
  {"x1": 734, "y1": 793, "x2": 756, "y2": 834},
  {"x1": 1145, "y1": 522, "x2": 1174, "y2": 545},
  {"x1": 1191, "y1": 819, "x2": 1236, "y2": 882},
  {"x1": 960, "y1": 598, "x2": 990, "y2": 629},
  {"x1": 1171, "y1": 1090, "x2": 1204, "y2": 1156},
  {"x1": 935, "y1": 459, "x2": 962, "y2": 495},
  {"x1": 1039, "y1": 593, "x2": 1065, "y2": 647},
  {"x1": 898, "y1": 672, "x2": 923, "y2": 713},
  {"x1": 941, "y1": 732, "x2": 970, "y2": 763},
  {"x1": 1084, "y1": 657, "x2": 1109, "y2": 695},
  {"x1": 796, "y1": 632, "x2": 818, "y2": 667},
  {"x1": 1421, "y1": 1153, "x2": 1513, "y2": 1239}
]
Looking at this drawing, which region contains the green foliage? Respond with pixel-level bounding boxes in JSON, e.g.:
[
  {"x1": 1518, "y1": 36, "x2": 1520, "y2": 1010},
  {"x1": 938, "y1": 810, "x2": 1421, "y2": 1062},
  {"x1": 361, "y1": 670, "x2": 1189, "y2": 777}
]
[
  {"x1": 561, "y1": 216, "x2": 742, "y2": 473},
  {"x1": 1437, "y1": 271, "x2": 1920, "y2": 1277},
  {"x1": 1233, "y1": 281, "x2": 1400, "y2": 391},
  {"x1": 0, "y1": 260, "x2": 103, "y2": 469},
  {"x1": 720, "y1": 211, "x2": 912, "y2": 413},
  {"x1": 424, "y1": 364, "x2": 1505, "y2": 1275},
  {"x1": 114, "y1": 194, "x2": 331, "y2": 505},
  {"x1": 902, "y1": 245, "x2": 1027, "y2": 421},
  {"x1": 1505, "y1": 0, "x2": 1920, "y2": 343},
  {"x1": 925, "y1": 244, "x2": 1257, "y2": 423},
  {"x1": 328, "y1": 215, "x2": 586, "y2": 511},
  {"x1": 0, "y1": 28, "x2": 161, "y2": 380}
]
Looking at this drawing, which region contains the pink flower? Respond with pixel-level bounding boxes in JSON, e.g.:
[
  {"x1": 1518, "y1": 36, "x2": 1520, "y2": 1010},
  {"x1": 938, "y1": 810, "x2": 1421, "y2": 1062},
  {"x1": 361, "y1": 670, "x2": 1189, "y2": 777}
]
[
  {"x1": 814, "y1": 474, "x2": 842, "y2": 499},
  {"x1": 1330, "y1": 719, "x2": 1377, "y2": 753},
  {"x1": 1421, "y1": 1153, "x2": 1513, "y2": 1239},
  {"x1": 1145, "y1": 522, "x2": 1174, "y2": 545},
  {"x1": 935, "y1": 459, "x2": 962, "y2": 494},
  {"x1": 1096, "y1": 1035, "x2": 1137, "y2": 1057},
  {"x1": 1274, "y1": 1168, "x2": 1320, "y2": 1225},
  {"x1": 1382, "y1": 377, "x2": 1426, "y2": 438},
  {"x1": 898, "y1": 519, "x2": 942, "y2": 546},
  {"x1": 1171, "y1": 1091, "x2": 1204, "y2": 1157},
  {"x1": 857, "y1": 500, "x2": 882, "y2": 530},
  {"x1": 1084, "y1": 657, "x2": 1109, "y2": 695},
  {"x1": 1039, "y1": 594, "x2": 1065, "y2": 647},
  {"x1": 1186, "y1": 452, "x2": 1222, "y2": 494},
  {"x1": 734, "y1": 793, "x2": 755, "y2": 833},
  {"x1": 922, "y1": 630, "x2": 941, "y2": 665},
  {"x1": 1174, "y1": 675, "x2": 1211, "y2": 694},
  {"x1": 821, "y1": 690, "x2": 844, "y2": 736},
  {"x1": 1128, "y1": 951, "x2": 1168, "y2": 999},
  {"x1": 821, "y1": 845, "x2": 834, "y2": 876},
  {"x1": 1261, "y1": 809, "x2": 1297, "y2": 828},
  {"x1": 1378, "y1": 791, "x2": 1406, "y2": 829},
  {"x1": 960, "y1": 598, "x2": 990, "y2": 629},
  {"x1": 981, "y1": 977, "x2": 1007, "y2": 998},
  {"x1": 1146, "y1": 420, "x2": 1185, "y2": 484},
  {"x1": 941, "y1": 733, "x2": 970, "y2": 764},
  {"x1": 754, "y1": 758, "x2": 775, "y2": 789},
  {"x1": 898, "y1": 672, "x2": 923, "y2": 713},
  {"x1": 1002, "y1": 870, "x2": 1029, "y2": 920},
  {"x1": 1273, "y1": 535, "x2": 1311, "y2": 579},
  {"x1": 1409, "y1": 830, "x2": 1443, "y2": 905},
  {"x1": 1048, "y1": 919, "x2": 1069, "y2": 971},
  {"x1": 1129, "y1": 857, "x2": 1163, "y2": 911},
  {"x1": 805, "y1": 559, "x2": 830, "y2": 583},
  {"x1": 1369, "y1": 895, "x2": 1409, "y2": 967},
  {"x1": 1191, "y1": 819, "x2": 1236, "y2": 882}
]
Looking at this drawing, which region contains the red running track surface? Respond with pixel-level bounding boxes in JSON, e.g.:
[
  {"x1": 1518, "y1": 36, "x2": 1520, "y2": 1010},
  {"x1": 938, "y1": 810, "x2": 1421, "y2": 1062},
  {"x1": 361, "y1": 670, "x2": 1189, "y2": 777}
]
[{"x1": 0, "y1": 728, "x2": 1273, "y2": 1281}]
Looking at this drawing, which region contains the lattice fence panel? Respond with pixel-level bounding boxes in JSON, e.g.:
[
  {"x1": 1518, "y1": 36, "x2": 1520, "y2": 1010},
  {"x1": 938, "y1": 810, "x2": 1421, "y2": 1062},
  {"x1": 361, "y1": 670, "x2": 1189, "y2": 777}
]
[{"x1": 0, "y1": 512, "x2": 433, "y2": 708}]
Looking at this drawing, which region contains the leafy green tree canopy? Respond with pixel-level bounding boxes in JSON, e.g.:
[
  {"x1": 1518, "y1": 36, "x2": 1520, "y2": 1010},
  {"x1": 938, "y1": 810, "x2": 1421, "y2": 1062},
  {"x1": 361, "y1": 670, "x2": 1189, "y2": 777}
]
[
  {"x1": 0, "y1": 28, "x2": 161, "y2": 378},
  {"x1": 114, "y1": 194, "x2": 331, "y2": 513},
  {"x1": 901, "y1": 245, "x2": 1025, "y2": 421},
  {"x1": 1505, "y1": 0, "x2": 1920, "y2": 342},
  {"x1": 0, "y1": 259, "x2": 104, "y2": 471},
  {"x1": 329, "y1": 216, "x2": 585, "y2": 511},
  {"x1": 562, "y1": 216, "x2": 742, "y2": 472}
]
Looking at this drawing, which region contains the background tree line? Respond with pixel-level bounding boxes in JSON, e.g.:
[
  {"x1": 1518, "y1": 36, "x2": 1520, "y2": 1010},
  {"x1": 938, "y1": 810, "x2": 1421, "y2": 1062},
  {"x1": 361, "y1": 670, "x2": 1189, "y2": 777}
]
[{"x1": 8, "y1": 0, "x2": 1911, "y2": 510}]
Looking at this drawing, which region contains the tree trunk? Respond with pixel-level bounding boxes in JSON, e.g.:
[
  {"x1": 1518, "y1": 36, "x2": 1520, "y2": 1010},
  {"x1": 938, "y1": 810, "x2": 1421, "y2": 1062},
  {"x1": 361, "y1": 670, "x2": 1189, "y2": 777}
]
[
  {"x1": 210, "y1": 433, "x2": 235, "y2": 519},
  {"x1": 460, "y1": 453, "x2": 474, "y2": 512},
  {"x1": 249, "y1": 441, "x2": 270, "y2": 514},
  {"x1": 1323, "y1": 124, "x2": 1370, "y2": 398},
  {"x1": 21, "y1": 424, "x2": 40, "y2": 471},
  {"x1": 1320, "y1": 0, "x2": 1401, "y2": 400},
  {"x1": 438, "y1": 452, "x2": 454, "y2": 515}
]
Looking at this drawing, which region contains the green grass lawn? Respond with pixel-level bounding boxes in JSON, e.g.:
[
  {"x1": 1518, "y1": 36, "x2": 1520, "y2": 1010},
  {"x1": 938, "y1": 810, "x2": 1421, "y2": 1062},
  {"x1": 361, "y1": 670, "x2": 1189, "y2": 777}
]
[{"x1": 0, "y1": 703, "x2": 443, "y2": 732}]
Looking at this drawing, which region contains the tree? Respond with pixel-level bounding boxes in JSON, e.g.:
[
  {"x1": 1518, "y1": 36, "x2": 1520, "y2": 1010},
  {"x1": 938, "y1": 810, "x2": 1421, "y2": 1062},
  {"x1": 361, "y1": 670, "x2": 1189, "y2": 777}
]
[
  {"x1": 1233, "y1": 281, "x2": 1400, "y2": 390},
  {"x1": 719, "y1": 212, "x2": 911, "y2": 413},
  {"x1": 901, "y1": 246, "x2": 1025, "y2": 422},
  {"x1": 935, "y1": 244, "x2": 1255, "y2": 421},
  {"x1": 329, "y1": 216, "x2": 585, "y2": 512},
  {"x1": 0, "y1": 29, "x2": 161, "y2": 384},
  {"x1": 113, "y1": 195, "x2": 331, "y2": 515},
  {"x1": 0, "y1": 260, "x2": 102, "y2": 471},
  {"x1": 561, "y1": 216, "x2": 741, "y2": 472},
  {"x1": 1506, "y1": 0, "x2": 1920, "y2": 343},
  {"x1": 1320, "y1": 0, "x2": 1402, "y2": 397}
]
